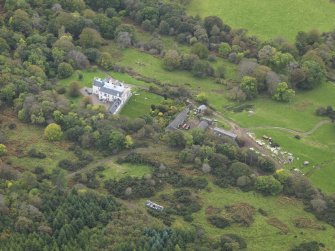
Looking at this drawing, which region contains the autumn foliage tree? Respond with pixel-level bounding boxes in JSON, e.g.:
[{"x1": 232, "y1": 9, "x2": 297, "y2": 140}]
[{"x1": 44, "y1": 123, "x2": 63, "y2": 141}]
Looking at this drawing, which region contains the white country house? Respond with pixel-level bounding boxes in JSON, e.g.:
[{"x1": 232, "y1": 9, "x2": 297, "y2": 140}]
[{"x1": 92, "y1": 77, "x2": 131, "y2": 114}]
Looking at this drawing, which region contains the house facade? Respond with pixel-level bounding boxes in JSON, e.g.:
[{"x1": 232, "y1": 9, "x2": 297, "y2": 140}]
[{"x1": 92, "y1": 77, "x2": 131, "y2": 114}]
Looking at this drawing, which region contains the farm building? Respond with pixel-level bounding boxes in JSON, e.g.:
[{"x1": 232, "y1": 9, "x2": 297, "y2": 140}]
[
  {"x1": 166, "y1": 107, "x2": 190, "y2": 130},
  {"x1": 197, "y1": 104, "x2": 207, "y2": 113},
  {"x1": 197, "y1": 120, "x2": 209, "y2": 130},
  {"x1": 212, "y1": 127, "x2": 237, "y2": 140},
  {"x1": 145, "y1": 200, "x2": 164, "y2": 212},
  {"x1": 92, "y1": 77, "x2": 132, "y2": 114}
]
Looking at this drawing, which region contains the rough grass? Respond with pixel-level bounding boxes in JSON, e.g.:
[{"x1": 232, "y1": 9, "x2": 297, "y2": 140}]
[
  {"x1": 187, "y1": 0, "x2": 335, "y2": 42},
  {"x1": 253, "y1": 124, "x2": 335, "y2": 194},
  {"x1": 120, "y1": 89, "x2": 164, "y2": 118},
  {"x1": 1, "y1": 112, "x2": 75, "y2": 173},
  {"x1": 186, "y1": 183, "x2": 335, "y2": 250},
  {"x1": 97, "y1": 159, "x2": 152, "y2": 179},
  {"x1": 227, "y1": 82, "x2": 335, "y2": 131}
]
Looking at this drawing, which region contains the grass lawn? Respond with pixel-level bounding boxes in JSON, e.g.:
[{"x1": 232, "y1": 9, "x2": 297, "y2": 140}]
[
  {"x1": 227, "y1": 82, "x2": 335, "y2": 131},
  {"x1": 120, "y1": 89, "x2": 164, "y2": 118},
  {"x1": 101, "y1": 161, "x2": 152, "y2": 179},
  {"x1": 184, "y1": 183, "x2": 335, "y2": 250},
  {"x1": 187, "y1": 0, "x2": 335, "y2": 42}
]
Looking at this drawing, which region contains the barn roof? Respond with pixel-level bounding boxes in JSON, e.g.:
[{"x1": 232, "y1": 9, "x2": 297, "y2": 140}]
[
  {"x1": 213, "y1": 127, "x2": 237, "y2": 139},
  {"x1": 166, "y1": 107, "x2": 190, "y2": 130}
]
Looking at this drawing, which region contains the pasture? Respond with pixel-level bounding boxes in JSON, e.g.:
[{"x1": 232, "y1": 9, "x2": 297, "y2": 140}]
[
  {"x1": 189, "y1": 183, "x2": 335, "y2": 250},
  {"x1": 187, "y1": 0, "x2": 335, "y2": 41},
  {"x1": 253, "y1": 125, "x2": 335, "y2": 194},
  {"x1": 227, "y1": 82, "x2": 335, "y2": 131}
]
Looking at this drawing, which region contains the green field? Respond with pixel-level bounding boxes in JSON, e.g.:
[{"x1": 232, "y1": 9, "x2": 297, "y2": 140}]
[
  {"x1": 188, "y1": 0, "x2": 335, "y2": 41},
  {"x1": 102, "y1": 163, "x2": 152, "y2": 179},
  {"x1": 113, "y1": 47, "x2": 234, "y2": 109},
  {"x1": 188, "y1": 183, "x2": 335, "y2": 250},
  {"x1": 120, "y1": 89, "x2": 164, "y2": 118},
  {"x1": 227, "y1": 82, "x2": 335, "y2": 131},
  {"x1": 253, "y1": 125, "x2": 335, "y2": 194},
  {"x1": 223, "y1": 82, "x2": 335, "y2": 193}
]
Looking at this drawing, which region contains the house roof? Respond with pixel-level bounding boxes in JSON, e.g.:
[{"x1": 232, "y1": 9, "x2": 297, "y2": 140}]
[
  {"x1": 198, "y1": 120, "x2": 209, "y2": 130},
  {"x1": 166, "y1": 107, "x2": 189, "y2": 130},
  {"x1": 93, "y1": 78, "x2": 104, "y2": 87},
  {"x1": 109, "y1": 99, "x2": 122, "y2": 114},
  {"x1": 93, "y1": 77, "x2": 129, "y2": 97},
  {"x1": 100, "y1": 86, "x2": 124, "y2": 96},
  {"x1": 213, "y1": 127, "x2": 237, "y2": 139},
  {"x1": 198, "y1": 104, "x2": 207, "y2": 111},
  {"x1": 145, "y1": 200, "x2": 164, "y2": 211}
]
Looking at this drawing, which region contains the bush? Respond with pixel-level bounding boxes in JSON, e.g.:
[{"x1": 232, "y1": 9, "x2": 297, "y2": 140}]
[
  {"x1": 255, "y1": 176, "x2": 283, "y2": 195},
  {"x1": 68, "y1": 81, "x2": 81, "y2": 97},
  {"x1": 0, "y1": 144, "x2": 7, "y2": 156},
  {"x1": 8, "y1": 123, "x2": 16, "y2": 130},
  {"x1": 219, "y1": 234, "x2": 247, "y2": 250},
  {"x1": 28, "y1": 148, "x2": 46, "y2": 159},
  {"x1": 57, "y1": 87, "x2": 66, "y2": 94},
  {"x1": 207, "y1": 215, "x2": 230, "y2": 228},
  {"x1": 291, "y1": 241, "x2": 321, "y2": 251},
  {"x1": 44, "y1": 123, "x2": 63, "y2": 141},
  {"x1": 58, "y1": 159, "x2": 78, "y2": 171}
]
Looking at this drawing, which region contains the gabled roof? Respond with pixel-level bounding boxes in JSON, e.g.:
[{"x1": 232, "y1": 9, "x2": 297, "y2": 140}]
[
  {"x1": 93, "y1": 77, "x2": 129, "y2": 97},
  {"x1": 198, "y1": 120, "x2": 209, "y2": 130},
  {"x1": 198, "y1": 104, "x2": 207, "y2": 111},
  {"x1": 145, "y1": 200, "x2": 164, "y2": 211},
  {"x1": 213, "y1": 127, "x2": 237, "y2": 139},
  {"x1": 100, "y1": 86, "x2": 123, "y2": 96},
  {"x1": 93, "y1": 79, "x2": 104, "y2": 87},
  {"x1": 166, "y1": 107, "x2": 190, "y2": 130}
]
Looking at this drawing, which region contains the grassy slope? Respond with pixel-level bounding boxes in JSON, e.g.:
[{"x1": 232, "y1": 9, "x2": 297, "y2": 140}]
[
  {"x1": 188, "y1": 0, "x2": 335, "y2": 41},
  {"x1": 115, "y1": 47, "x2": 234, "y2": 109},
  {"x1": 191, "y1": 183, "x2": 335, "y2": 251},
  {"x1": 1, "y1": 113, "x2": 76, "y2": 173},
  {"x1": 253, "y1": 125, "x2": 335, "y2": 194},
  {"x1": 227, "y1": 82, "x2": 335, "y2": 131}
]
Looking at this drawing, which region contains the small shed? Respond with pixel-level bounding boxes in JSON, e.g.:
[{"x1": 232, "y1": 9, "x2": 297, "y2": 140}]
[
  {"x1": 145, "y1": 200, "x2": 164, "y2": 212},
  {"x1": 197, "y1": 105, "x2": 207, "y2": 113},
  {"x1": 197, "y1": 120, "x2": 209, "y2": 130}
]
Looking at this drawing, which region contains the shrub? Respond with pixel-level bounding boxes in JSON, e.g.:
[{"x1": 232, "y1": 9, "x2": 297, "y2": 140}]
[
  {"x1": 28, "y1": 148, "x2": 46, "y2": 159},
  {"x1": 219, "y1": 234, "x2": 247, "y2": 250},
  {"x1": 68, "y1": 81, "x2": 81, "y2": 97},
  {"x1": 226, "y1": 202, "x2": 256, "y2": 226},
  {"x1": 255, "y1": 176, "x2": 283, "y2": 195},
  {"x1": 58, "y1": 159, "x2": 78, "y2": 171},
  {"x1": 0, "y1": 144, "x2": 7, "y2": 156},
  {"x1": 44, "y1": 123, "x2": 63, "y2": 141},
  {"x1": 207, "y1": 215, "x2": 230, "y2": 229},
  {"x1": 291, "y1": 241, "x2": 321, "y2": 251},
  {"x1": 8, "y1": 123, "x2": 16, "y2": 130}
]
